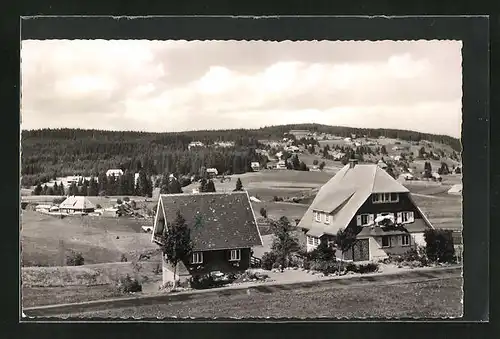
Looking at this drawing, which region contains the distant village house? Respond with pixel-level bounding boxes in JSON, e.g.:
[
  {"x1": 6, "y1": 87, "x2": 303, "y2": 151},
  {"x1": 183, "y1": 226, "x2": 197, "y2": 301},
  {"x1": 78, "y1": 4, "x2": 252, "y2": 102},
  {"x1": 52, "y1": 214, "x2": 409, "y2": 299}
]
[
  {"x1": 106, "y1": 169, "x2": 124, "y2": 177},
  {"x1": 59, "y1": 196, "x2": 96, "y2": 215}
]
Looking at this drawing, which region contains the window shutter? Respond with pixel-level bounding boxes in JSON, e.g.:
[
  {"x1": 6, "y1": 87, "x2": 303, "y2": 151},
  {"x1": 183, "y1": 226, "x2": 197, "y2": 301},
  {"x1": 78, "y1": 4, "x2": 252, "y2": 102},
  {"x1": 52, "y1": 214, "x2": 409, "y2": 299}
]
[
  {"x1": 396, "y1": 212, "x2": 402, "y2": 224},
  {"x1": 409, "y1": 211, "x2": 414, "y2": 223},
  {"x1": 356, "y1": 215, "x2": 362, "y2": 226},
  {"x1": 368, "y1": 214, "x2": 374, "y2": 225}
]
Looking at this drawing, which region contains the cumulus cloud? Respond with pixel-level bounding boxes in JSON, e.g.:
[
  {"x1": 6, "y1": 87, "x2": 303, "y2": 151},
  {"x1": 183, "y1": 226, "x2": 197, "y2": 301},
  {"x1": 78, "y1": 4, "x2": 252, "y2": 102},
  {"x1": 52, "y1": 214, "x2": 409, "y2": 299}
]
[{"x1": 21, "y1": 40, "x2": 462, "y2": 137}]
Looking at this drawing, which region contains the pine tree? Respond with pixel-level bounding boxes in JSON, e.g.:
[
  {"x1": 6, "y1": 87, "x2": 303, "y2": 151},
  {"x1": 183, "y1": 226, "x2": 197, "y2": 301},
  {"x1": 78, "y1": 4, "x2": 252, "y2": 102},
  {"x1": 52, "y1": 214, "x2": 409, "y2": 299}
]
[
  {"x1": 88, "y1": 177, "x2": 98, "y2": 196},
  {"x1": 199, "y1": 178, "x2": 207, "y2": 192},
  {"x1": 160, "y1": 210, "x2": 193, "y2": 289},
  {"x1": 160, "y1": 173, "x2": 170, "y2": 194},
  {"x1": 33, "y1": 182, "x2": 43, "y2": 195},
  {"x1": 80, "y1": 181, "x2": 88, "y2": 196},
  {"x1": 168, "y1": 175, "x2": 183, "y2": 194},
  {"x1": 271, "y1": 216, "x2": 301, "y2": 268},
  {"x1": 59, "y1": 182, "x2": 66, "y2": 196},
  {"x1": 69, "y1": 182, "x2": 78, "y2": 196},
  {"x1": 42, "y1": 184, "x2": 48, "y2": 195},
  {"x1": 205, "y1": 179, "x2": 216, "y2": 192},
  {"x1": 53, "y1": 182, "x2": 59, "y2": 195},
  {"x1": 234, "y1": 178, "x2": 243, "y2": 191}
]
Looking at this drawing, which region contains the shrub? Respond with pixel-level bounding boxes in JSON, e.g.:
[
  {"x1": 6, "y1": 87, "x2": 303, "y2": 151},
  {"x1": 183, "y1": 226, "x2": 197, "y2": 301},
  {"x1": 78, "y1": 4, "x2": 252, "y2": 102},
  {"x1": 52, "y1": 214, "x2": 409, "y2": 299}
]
[
  {"x1": 95, "y1": 203, "x2": 102, "y2": 209},
  {"x1": 261, "y1": 251, "x2": 278, "y2": 270},
  {"x1": 116, "y1": 198, "x2": 123, "y2": 205},
  {"x1": 345, "y1": 262, "x2": 379, "y2": 274},
  {"x1": 120, "y1": 254, "x2": 128, "y2": 262},
  {"x1": 310, "y1": 260, "x2": 338, "y2": 275},
  {"x1": 345, "y1": 262, "x2": 358, "y2": 273},
  {"x1": 189, "y1": 274, "x2": 226, "y2": 289},
  {"x1": 271, "y1": 262, "x2": 281, "y2": 270},
  {"x1": 117, "y1": 274, "x2": 142, "y2": 293},
  {"x1": 288, "y1": 255, "x2": 303, "y2": 268},
  {"x1": 66, "y1": 251, "x2": 84, "y2": 266},
  {"x1": 273, "y1": 196, "x2": 283, "y2": 202},
  {"x1": 357, "y1": 262, "x2": 379, "y2": 274},
  {"x1": 424, "y1": 229, "x2": 456, "y2": 263},
  {"x1": 260, "y1": 207, "x2": 267, "y2": 218},
  {"x1": 309, "y1": 242, "x2": 336, "y2": 262},
  {"x1": 130, "y1": 200, "x2": 137, "y2": 209},
  {"x1": 123, "y1": 197, "x2": 130, "y2": 202}
]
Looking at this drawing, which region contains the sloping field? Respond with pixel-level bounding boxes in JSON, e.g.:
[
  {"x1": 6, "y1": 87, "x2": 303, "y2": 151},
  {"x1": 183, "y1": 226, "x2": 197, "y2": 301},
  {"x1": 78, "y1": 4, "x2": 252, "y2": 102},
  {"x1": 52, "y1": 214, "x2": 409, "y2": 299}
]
[
  {"x1": 22, "y1": 261, "x2": 163, "y2": 307},
  {"x1": 411, "y1": 195, "x2": 462, "y2": 231},
  {"x1": 404, "y1": 183, "x2": 452, "y2": 195},
  {"x1": 184, "y1": 170, "x2": 333, "y2": 201},
  {"x1": 22, "y1": 261, "x2": 162, "y2": 288},
  {"x1": 251, "y1": 201, "x2": 309, "y2": 222},
  {"x1": 21, "y1": 211, "x2": 158, "y2": 266}
]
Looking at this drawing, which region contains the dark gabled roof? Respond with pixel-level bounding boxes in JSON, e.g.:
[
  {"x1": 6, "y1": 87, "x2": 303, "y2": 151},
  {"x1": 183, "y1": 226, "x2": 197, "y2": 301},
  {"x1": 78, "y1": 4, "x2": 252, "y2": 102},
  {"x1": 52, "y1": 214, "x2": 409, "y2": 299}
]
[{"x1": 159, "y1": 191, "x2": 262, "y2": 251}]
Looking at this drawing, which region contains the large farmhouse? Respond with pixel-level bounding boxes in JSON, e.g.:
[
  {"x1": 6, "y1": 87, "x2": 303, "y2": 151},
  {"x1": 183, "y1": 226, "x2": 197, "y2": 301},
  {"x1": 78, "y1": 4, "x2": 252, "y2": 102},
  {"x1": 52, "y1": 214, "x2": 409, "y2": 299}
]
[
  {"x1": 59, "y1": 196, "x2": 95, "y2": 214},
  {"x1": 298, "y1": 159, "x2": 433, "y2": 262},
  {"x1": 152, "y1": 191, "x2": 263, "y2": 285}
]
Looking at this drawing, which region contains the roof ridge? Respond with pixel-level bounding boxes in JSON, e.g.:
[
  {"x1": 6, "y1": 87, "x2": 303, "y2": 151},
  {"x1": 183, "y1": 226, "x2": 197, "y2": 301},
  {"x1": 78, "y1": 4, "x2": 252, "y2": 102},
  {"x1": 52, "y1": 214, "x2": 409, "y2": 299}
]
[
  {"x1": 371, "y1": 166, "x2": 378, "y2": 192},
  {"x1": 160, "y1": 191, "x2": 247, "y2": 197}
]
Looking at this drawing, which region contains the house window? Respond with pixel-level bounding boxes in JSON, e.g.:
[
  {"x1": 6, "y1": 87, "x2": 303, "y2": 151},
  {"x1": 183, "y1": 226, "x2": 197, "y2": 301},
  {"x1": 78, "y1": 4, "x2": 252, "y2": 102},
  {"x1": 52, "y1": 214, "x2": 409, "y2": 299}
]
[
  {"x1": 324, "y1": 214, "x2": 331, "y2": 224},
  {"x1": 357, "y1": 214, "x2": 373, "y2": 226},
  {"x1": 308, "y1": 236, "x2": 320, "y2": 246},
  {"x1": 229, "y1": 249, "x2": 241, "y2": 261},
  {"x1": 372, "y1": 193, "x2": 399, "y2": 204},
  {"x1": 381, "y1": 236, "x2": 391, "y2": 248},
  {"x1": 402, "y1": 235, "x2": 410, "y2": 246},
  {"x1": 400, "y1": 211, "x2": 415, "y2": 224},
  {"x1": 314, "y1": 211, "x2": 321, "y2": 222},
  {"x1": 191, "y1": 252, "x2": 203, "y2": 264}
]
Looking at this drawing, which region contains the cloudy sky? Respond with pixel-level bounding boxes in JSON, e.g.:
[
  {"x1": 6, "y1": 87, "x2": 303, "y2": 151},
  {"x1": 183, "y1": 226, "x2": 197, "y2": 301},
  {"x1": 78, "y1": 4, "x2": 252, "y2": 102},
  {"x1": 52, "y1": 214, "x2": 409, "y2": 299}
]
[{"x1": 21, "y1": 40, "x2": 462, "y2": 137}]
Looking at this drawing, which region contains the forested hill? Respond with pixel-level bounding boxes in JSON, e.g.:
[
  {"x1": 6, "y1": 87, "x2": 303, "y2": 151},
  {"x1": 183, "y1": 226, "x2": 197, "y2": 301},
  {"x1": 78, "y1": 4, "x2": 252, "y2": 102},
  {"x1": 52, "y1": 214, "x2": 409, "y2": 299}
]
[
  {"x1": 22, "y1": 124, "x2": 461, "y2": 150},
  {"x1": 21, "y1": 124, "x2": 460, "y2": 188}
]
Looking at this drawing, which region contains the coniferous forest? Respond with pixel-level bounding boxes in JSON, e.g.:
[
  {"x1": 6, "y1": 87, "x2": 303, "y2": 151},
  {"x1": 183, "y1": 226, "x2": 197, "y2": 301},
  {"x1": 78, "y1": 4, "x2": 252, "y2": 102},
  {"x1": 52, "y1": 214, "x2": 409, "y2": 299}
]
[{"x1": 21, "y1": 124, "x2": 461, "y2": 190}]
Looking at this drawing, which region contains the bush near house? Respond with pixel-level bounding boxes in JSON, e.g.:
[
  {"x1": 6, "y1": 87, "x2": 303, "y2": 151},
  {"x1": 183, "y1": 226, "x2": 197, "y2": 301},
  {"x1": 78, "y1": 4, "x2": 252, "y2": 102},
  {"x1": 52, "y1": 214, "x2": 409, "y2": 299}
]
[
  {"x1": 310, "y1": 260, "x2": 338, "y2": 275},
  {"x1": 117, "y1": 274, "x2": 142, "y2": 293},
  {"x1": 424, "y1": 229, "x2": 456, "y2": 263},
  {"x1": 384, "y1": 247, "x2": 429, "y2": 267},
  {"x1": 189, "y1": 274, "x2": 231, "y2": 289}
]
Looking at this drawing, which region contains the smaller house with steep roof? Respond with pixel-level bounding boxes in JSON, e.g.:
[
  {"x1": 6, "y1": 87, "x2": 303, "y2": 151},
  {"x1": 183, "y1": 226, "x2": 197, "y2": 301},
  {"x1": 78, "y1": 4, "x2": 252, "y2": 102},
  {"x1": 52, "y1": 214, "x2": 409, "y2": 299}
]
[
  {"x1": 298, "y1": 159, "x2": 434, "y2": 262},
  {"x1": 151, "y1": 191, "x2": 263, "y2": 285},
  {"x1": 59, "y1": 196, "x2": 95, "y2": 214}
]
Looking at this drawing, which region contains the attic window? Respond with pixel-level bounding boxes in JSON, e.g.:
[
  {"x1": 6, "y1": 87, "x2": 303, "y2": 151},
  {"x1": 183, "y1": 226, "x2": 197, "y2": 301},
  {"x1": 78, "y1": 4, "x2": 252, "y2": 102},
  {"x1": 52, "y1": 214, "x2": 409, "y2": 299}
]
[
  {"x1": 372, "y1": 193, "x2": 399, "y2": 204},
  {"x1": 314, "y1": 211, "x2": 321, "y2": 222}
]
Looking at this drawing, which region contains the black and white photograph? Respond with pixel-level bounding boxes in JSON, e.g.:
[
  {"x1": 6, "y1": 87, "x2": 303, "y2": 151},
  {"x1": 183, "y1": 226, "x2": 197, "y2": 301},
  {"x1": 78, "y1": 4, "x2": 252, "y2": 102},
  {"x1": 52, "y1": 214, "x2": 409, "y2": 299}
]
[{"x1": 21, "y1": 36, "x2": 465, "y2": 319}]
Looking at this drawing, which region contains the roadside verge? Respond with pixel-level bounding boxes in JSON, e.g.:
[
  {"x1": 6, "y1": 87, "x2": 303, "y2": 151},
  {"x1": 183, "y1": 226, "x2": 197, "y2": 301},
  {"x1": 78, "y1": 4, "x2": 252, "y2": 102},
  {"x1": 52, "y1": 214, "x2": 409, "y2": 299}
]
[{"x1": 23, "y1": 265, "x2": 461, "y2": 317}]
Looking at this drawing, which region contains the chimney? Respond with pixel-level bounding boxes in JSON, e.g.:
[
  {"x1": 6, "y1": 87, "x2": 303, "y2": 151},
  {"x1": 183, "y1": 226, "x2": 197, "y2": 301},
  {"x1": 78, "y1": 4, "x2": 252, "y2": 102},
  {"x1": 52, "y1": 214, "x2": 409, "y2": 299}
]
[{"x1": 349, "y1": 159, "x2": 358, "y2": 169}]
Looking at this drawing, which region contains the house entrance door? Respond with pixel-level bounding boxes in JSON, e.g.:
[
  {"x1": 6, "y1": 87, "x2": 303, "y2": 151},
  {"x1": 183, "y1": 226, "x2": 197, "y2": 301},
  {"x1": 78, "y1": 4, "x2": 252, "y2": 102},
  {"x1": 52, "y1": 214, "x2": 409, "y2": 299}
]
[{"x1": 353, "y1": 239, "x2": 370, "y2": 261}]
